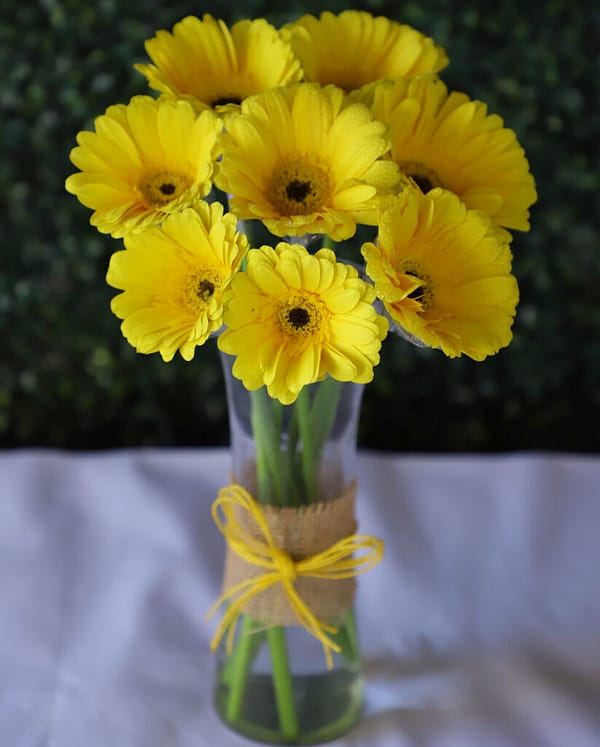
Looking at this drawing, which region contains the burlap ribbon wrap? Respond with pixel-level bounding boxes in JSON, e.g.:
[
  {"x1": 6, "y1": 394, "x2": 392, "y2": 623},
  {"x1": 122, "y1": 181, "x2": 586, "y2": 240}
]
[{"x1": 221, "y1": 483, "x2": 357, "y2": 627}]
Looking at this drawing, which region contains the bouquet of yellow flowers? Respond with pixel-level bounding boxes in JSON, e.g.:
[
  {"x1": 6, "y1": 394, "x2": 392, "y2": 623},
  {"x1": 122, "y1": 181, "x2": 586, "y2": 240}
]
[{"x1": 65, "y1": 9, "x2": 536, "y2": 744}]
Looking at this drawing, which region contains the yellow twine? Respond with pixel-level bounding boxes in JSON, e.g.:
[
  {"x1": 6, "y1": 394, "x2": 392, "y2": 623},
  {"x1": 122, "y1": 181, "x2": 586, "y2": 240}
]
[{"x1": 205, "y1": 483, "x2": 384, "y2": 669}]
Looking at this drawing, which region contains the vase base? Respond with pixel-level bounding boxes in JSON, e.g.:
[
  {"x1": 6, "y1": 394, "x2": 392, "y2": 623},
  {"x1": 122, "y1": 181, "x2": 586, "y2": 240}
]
[{"x1": 215, "y1": 668, "x2": 364, "y2": 745}]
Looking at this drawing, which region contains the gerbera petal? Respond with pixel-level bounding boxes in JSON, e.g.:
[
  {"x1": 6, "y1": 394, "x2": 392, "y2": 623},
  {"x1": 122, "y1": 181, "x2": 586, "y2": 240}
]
[
  {"x1": 363, "y1": 188, "x2": 519, "y2": 361},
  {"x1": 135, "y1": 14, "x2": 302, "y2": 114},
  {"x1": 215, "y1": 81, "x2": 399, "y2": 239},
  {"x1": 78, "y1": 117, "x2": 141, "y2": 174},
  {"x1": 218, "y1": 243, "x2": 387, "y2": 403},
  {"x1": 106, "y1": 205, "x2": 247, "y2": 361},
  {"x1": 324, "y1": 287, "x2": 363, "y2": 313},
  {"x1": 361, "y1": 76, "x2": 537, "y2": 232},
  {"x1": 250, "y1": 260, "x2": 290, "y2": 295},
  {"x1": 66, "y1": 96, "x2": 220, "y2": 237},
  {"x1": 330, "y1": 317, "x2": 381, "y2": 345},
  {"x1": 321, "y1": 344, "x2": 358, "y2": 381},
  {"x1": 286, "y1": 344, "x2": 320, "y2": 393},
  {"x1": 333, "y1": 184, "x2": 378, "y2": 210},
  {"x1": 282, "y1": 10, "x2": 448, "y2": 90}
]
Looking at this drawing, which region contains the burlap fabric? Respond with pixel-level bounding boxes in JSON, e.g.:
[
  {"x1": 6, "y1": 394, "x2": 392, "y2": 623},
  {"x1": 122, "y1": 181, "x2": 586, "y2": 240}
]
[{"x1": 221, "y1": 483, "x2": 357, "y2": 627}]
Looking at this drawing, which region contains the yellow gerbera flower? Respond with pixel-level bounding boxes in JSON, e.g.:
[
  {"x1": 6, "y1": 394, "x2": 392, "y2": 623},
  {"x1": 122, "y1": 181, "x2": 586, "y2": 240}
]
[
  {"x1": 362, "y1": 188, "x2": 519, "y2": 361},
  {"x1": 215, "y1": 82, "x2": 400, "y2": 241},
  {"x1": 218, "y1": 243, "x2": 389, "y2": 404},
  {"x1": 281, "y1": 10, "x2": 448, "y2": 90},
  {"x1": 66, "y1": 96, "x2": 222, "y2": 238},
  {"x1": 353, "y1": 75, "x2": 537, "y2": 232},
  {"x1": 106, "y1": 202, "x2": 248, "y2": 362},
  {"x1": 134, "y1": 14, "x2": 302, "y2": 115}
]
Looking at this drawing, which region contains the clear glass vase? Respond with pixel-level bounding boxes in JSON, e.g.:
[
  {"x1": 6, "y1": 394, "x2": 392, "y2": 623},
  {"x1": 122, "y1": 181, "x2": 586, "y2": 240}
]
[{"x1": 213, "y1": 352, "x2": 365, "y2": 744}]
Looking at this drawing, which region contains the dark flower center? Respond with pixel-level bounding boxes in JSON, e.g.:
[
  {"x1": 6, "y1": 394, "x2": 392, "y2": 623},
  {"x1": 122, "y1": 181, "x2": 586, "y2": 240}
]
[
  {"x1": 287, "y1": 307, "x2": 310, "y2": 328},
  {"x1": 139, "y1": 170, "x2": 192, "y2": 207},
  {"x1": 397, "y1": 162, "x2": 442, "y2": 195},
  {"x1": 402, "y1": 266, "x2": 433, "y2": 310},
  {"x1": 212, "y1": 96, "x2": 242, "y2": 107},
  {"x1": 405, "y1": 270, "x2": 425, "y2": 301},
  {"x1": 197, "y1": 279, "x2": 215, "y2": 301},
  {"x1": 285, "y1": 180, "x2": 312, "y2": 204},
  {"x1": 268, "y1": 159, "x2": 331, "y2": 216},
  {"x1": 409, "y1": 174, "x2": 435, "y2": 194}
]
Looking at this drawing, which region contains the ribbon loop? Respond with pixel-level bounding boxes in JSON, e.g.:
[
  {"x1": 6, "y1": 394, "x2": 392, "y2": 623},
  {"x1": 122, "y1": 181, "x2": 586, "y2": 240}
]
[{"x1": 206, "y1": 483, "x2": 384, "y2": 669}]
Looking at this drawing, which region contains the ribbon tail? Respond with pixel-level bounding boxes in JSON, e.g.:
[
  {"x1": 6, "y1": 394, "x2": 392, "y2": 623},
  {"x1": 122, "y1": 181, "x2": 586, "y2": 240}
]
[
  {"x1": 207, "y1": 575, "x2": 280, "y2": 654},
  {"x1": 281, "y1": 580, "x2": 341, "y2": 670}
]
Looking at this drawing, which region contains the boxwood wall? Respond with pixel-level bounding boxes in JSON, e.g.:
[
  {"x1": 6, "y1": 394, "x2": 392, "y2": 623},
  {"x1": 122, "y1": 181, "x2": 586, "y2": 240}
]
[{"x1": 1, "y1": 0, "x2": 598, "y2": 451}]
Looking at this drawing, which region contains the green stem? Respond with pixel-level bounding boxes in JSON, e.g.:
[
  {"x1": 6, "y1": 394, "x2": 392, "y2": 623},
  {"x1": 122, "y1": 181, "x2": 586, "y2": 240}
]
[
  {"x1": 311, "y1": 377, "x2": 344, "y2": 457},
  {"x1": 321, "y1": 234, "x2": 336, "y2": 250},
  {"x1": 334, "y1": 608, "x2": 362, "y2": 665},
  {"x1": 250, "y1": 388, "x2": 284, "y2": 505},
  {"x1": 221, "y1": 617, "x2": 266, "y2": 689},
  {"x1": 287, "y1": 406, "x2": 301, "y2": 506},
  {"x1": 296, "y1": 387, "x2": 317, "y2": 503},
  {"x1": 251, "y1": 387, "x2": 299, "y2": 738},
  {"x1": 225, "y1": 615, "x2": 258, "y2": 722},
  {"x1": 267, "y1": 625, "x2": 299, "y2": 741},
  {"x1": 249, "y1": 389, "x2": 299, "y2": 734}
]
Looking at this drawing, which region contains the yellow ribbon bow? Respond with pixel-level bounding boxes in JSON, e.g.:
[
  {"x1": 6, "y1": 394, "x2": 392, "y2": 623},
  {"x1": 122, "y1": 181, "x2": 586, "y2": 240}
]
[{"x1": 206, "y1": 483, "x2": 384, "y2": 669}]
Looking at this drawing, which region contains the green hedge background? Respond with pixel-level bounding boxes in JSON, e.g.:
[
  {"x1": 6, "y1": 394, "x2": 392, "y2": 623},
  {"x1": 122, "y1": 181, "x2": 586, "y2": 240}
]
[{"x1": 2, "y1": 0, "x2": 598, "y2": 452}]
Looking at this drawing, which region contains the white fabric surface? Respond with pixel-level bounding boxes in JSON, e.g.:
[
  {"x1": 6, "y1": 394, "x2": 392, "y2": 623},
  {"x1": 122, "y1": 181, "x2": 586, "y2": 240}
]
[{"x1": 1, "y1": 448, "x2": 599, "y2": 747}]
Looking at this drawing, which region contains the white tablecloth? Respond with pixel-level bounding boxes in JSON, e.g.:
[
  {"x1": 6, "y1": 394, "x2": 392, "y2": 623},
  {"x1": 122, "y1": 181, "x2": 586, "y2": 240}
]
[{"x1": 1, "y1": 448, "x2": 599, "y2": 747}]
